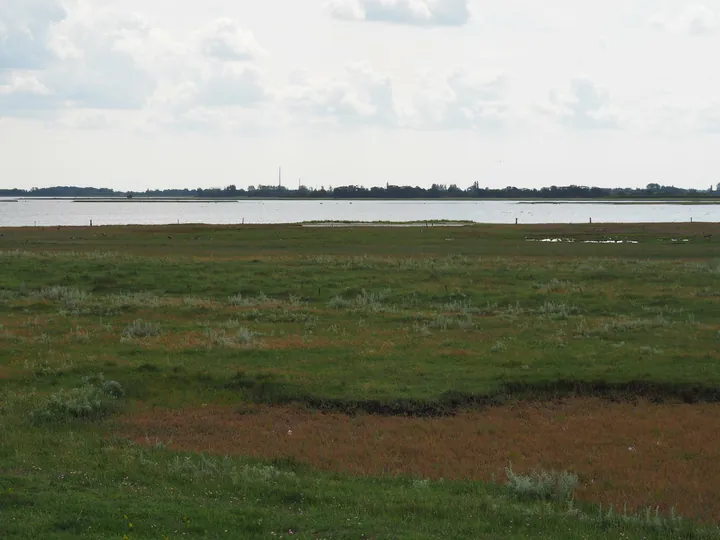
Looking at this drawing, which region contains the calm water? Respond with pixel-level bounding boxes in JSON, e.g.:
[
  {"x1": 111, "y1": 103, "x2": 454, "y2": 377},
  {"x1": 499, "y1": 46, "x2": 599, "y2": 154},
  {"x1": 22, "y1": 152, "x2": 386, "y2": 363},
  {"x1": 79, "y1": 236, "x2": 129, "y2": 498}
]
[{"x1": 0, "y1": 198, "x2": 719, "y2": 227}]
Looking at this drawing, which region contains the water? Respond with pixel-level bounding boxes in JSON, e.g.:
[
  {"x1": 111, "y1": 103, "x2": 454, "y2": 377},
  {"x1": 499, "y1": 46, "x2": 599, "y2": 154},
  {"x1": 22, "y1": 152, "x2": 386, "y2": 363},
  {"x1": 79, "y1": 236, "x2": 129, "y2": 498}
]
[{"x1": 0, "y1": 198, "x2": 719, "y2": 227}]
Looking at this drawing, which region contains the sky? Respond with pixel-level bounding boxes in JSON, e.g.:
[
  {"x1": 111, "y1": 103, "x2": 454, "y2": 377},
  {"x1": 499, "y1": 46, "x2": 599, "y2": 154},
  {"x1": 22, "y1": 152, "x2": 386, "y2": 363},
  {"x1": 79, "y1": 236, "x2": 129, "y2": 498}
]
[{"x1": 1, "y1": 0, "x2": 719, "y2": 191}]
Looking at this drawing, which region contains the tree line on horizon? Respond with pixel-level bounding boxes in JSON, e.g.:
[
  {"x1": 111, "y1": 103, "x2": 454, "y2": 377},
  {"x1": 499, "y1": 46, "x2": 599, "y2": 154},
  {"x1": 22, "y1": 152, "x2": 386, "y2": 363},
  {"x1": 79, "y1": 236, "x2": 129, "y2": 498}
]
[{"x1": 2, "y1": 182, "x2": 719, "y2": 199}]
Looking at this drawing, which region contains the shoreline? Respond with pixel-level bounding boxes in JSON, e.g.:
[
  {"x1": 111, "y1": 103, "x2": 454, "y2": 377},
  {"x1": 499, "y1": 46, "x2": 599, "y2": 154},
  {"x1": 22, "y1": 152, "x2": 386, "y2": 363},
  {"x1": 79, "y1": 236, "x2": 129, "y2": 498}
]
[{"x1": 6, "y1": 196, "x2": 720, "y2": 205}]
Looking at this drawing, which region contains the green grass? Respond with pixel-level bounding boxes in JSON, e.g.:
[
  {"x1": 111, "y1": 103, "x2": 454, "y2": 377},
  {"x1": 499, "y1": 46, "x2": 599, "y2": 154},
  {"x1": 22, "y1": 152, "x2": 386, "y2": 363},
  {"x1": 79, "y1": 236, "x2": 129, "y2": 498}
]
[{"x1": 2, "y1": 223, "x2": 720, "y2": 537}]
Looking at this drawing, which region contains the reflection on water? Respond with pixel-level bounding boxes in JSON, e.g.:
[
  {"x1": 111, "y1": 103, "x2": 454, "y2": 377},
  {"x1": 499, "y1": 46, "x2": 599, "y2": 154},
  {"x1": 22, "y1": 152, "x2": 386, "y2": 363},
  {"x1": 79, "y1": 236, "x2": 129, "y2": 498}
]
[{"x1": 0, "y1": 199, "x2": 719, "y2": 227}]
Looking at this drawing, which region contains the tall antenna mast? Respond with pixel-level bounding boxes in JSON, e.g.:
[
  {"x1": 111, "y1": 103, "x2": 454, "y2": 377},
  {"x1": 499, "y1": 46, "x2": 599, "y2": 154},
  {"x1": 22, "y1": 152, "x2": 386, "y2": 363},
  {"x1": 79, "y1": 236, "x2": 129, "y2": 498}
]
[{"x1": 278, "y1": 166, "x2": 282, "y2": 188}]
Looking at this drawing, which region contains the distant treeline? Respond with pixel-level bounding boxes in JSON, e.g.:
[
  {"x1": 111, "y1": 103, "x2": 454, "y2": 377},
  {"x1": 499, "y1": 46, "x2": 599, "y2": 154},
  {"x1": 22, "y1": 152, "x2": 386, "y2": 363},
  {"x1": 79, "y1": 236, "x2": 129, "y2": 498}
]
[{"x1": 2, "y1": 183, "x2": 719, "y2": 199}]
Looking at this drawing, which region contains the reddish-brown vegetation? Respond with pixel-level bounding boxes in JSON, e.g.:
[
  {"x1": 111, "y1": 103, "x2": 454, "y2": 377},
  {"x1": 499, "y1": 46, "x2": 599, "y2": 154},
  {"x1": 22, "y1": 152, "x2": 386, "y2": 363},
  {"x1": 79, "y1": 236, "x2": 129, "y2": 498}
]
[
  {"x1": 119, "y1": 399, "x2": 720, "y2": 522},
  {"x1": 0, "y1": 366, "x2": 17, "y2": 379}
]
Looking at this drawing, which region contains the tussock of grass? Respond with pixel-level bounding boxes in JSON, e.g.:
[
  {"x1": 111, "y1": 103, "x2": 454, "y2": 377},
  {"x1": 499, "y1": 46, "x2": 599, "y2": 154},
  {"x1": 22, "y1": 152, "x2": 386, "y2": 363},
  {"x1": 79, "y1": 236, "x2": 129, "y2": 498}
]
[
  {"x1": 35, "y1": 285, "x2": 90, "y2": 311},
  {"x1": 589, "y1": 316, "x2": 671, "y2": 336},
  {"x1": 108, "y1": 292, "x2": 161, "y2": 308},
  {"x1": 31, "y1": 375, "x2": 123, "y2": 423},
  {"x1": 505, "y1": 464, "x2": 578, "y2": 501},
  {"x1": 206, "y1": 326, "x2": 261, "y2": 348},
  {"x1": 121, "y1": 319, "x2": 162, "y2": 340},
  {"x1": 427, "y1": 313, "x2": 475, "y2": 330},
  {"x1": 533, "y1": 279, "x2": 581, "y2": 294},
  {"x1": 537, "y1": 301, "x2": 580, "y2": 319},
  {"x1": 228, "y1": 292, "x2": 269, "y2": 306},
  {"x1": 167, "y1": 454, "x2": 297, "y2": 483}
]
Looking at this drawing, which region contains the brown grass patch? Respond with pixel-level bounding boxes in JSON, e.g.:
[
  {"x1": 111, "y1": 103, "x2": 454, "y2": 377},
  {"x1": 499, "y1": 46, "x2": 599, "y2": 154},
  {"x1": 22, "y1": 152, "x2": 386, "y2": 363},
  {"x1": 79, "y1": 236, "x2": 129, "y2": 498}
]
[
  {"x1": 119, "y1": 398, "x2": 720, "y2": 523},
  {"x1": 263, "y1": 336, "x2": 338, "y2": 351},
  {"x1": 0, "y1": 366, "x2": 19, "y2": 379}
]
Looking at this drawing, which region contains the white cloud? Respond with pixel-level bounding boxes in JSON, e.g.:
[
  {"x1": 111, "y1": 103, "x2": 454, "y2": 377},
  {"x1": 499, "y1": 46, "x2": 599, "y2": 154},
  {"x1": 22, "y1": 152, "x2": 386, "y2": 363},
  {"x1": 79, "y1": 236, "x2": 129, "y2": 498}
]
[
  {"x1": 1, "y1": 7, "x2": 159, "y2": 113},
  {"x1": 540, "y1": 77, "x2": 620, "y2": 130},
  {"x1": 0, "y1": 70, "x2": 56, "y2": 116},
  {"x1": 144, "y1": 61, "x2": 274, "y2": 134},
  {"x1": 283, "y1": 61, "x2": 399, "y2": 127},
  {"x1": 282, "y1": 65, "x2": 514, "y2": 132},
  {"x1": 650, "y1": 5, "x2": 716, "y2": 36},
  {"x1": 0, "y1": 71, "x2": 50, "y2": 96},
  {"x1": 328, "y1": 0, "x2": 471, "y2": 26},
  {"x1": 194, "y1": 18, "x2": 267, "y2": 62},
  {"x1": 196, "y1": 64, "x2": 269, "y2": 107},
  {"x1": 410, "y1": 70, "x2": 509, "y2": 130},
  {"x1": 0, "y1": 1, "x2": 273, "y2": 128},
  {"x1": 47, "y1": 13, "x2": 158, "y2": 109},
  {"x1": 0, "y1": 0, "x2": 67, "y2": 69},
  {"x1": 144, "y1": 40, "x2": 272, "y2": 133},
  {"x1": 154, "y1": 64, "x2": 269, "y2": 107}
]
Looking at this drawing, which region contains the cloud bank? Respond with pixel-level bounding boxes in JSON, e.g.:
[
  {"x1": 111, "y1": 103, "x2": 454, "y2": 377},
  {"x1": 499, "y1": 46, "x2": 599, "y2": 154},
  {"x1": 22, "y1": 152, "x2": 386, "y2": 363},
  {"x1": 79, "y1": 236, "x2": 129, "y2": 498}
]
[
  {"x1": 1, "y1": 0, "x2": 718, "y2": 138},
  {"x1": 541, "y1": 78, "x2": 620, "y2": 130}
]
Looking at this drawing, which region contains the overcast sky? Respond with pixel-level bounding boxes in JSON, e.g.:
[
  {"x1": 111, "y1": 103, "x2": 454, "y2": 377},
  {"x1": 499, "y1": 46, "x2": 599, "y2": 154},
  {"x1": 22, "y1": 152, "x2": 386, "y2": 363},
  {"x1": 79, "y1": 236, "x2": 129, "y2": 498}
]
[{"x1": 1, "y1": 0, "x2": 719, "y2": 191}]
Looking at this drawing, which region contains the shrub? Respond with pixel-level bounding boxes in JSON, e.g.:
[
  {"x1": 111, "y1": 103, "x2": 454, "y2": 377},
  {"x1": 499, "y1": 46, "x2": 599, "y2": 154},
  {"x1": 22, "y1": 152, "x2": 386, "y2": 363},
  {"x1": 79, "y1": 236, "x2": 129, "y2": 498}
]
[{"x1": 102, "y1": 380, "x2": 125, "y2": 398}]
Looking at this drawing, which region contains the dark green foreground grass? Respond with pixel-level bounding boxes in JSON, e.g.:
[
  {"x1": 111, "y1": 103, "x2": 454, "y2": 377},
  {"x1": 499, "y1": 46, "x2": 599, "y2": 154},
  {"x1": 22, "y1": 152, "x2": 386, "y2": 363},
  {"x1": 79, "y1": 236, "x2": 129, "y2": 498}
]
[{"x1": 3, "y1": 223, "x2": 720, "y2": 538}]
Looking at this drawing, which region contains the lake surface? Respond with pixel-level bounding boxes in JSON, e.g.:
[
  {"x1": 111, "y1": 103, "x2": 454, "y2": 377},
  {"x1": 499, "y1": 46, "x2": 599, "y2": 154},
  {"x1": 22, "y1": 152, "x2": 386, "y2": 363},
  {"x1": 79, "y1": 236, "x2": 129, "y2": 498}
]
[{"x1": 1, "y1": 198, "x2": 719, "y2": 227}]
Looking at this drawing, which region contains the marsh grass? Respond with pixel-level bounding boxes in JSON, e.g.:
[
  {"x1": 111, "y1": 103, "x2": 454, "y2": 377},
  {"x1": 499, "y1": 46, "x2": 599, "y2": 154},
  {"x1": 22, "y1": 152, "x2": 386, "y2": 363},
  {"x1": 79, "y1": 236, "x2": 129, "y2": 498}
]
[
  {"x1": 2, "y1": 424, "x2": 709, "y2": 539},
  {"x1": 4, "y1": 223, "x2": 720, "y2": 536}
]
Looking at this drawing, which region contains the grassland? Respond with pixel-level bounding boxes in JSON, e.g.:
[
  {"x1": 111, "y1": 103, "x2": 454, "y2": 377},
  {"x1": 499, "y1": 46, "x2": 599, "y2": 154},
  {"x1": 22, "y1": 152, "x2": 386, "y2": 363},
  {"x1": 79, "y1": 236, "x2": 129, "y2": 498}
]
[{"x1": 2, "y1": 222, "x2": 720, "y2": 538}]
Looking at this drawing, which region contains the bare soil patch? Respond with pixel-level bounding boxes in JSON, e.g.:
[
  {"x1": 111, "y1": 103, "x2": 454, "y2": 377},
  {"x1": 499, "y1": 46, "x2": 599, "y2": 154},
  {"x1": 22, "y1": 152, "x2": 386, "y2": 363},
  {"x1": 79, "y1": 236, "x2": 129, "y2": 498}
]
[{"x1": 120, "y1": 398, "x2": 720, "y2": 522}]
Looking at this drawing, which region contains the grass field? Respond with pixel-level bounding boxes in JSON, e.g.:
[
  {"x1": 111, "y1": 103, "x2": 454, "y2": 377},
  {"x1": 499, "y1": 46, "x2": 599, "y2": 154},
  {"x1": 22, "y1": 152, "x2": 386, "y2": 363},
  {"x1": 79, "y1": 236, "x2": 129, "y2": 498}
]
[{"x1": 2, "y1": 222, "x2": 720, "y2": 538}]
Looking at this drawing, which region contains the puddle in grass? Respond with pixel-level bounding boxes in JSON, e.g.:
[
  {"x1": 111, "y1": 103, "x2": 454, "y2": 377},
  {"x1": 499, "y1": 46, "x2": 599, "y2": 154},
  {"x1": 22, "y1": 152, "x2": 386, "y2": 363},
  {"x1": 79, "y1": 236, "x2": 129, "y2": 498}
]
[{"x1": 526, "y1": 238, "x2": 640, "y2": 244}]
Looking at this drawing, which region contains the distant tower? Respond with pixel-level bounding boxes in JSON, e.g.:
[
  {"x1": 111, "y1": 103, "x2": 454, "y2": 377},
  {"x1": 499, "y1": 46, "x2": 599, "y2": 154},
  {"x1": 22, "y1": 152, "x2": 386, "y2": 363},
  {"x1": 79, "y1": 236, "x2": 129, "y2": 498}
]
[{"x1": 279, "y1": 167, "x2": 282, "y2": 188}]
